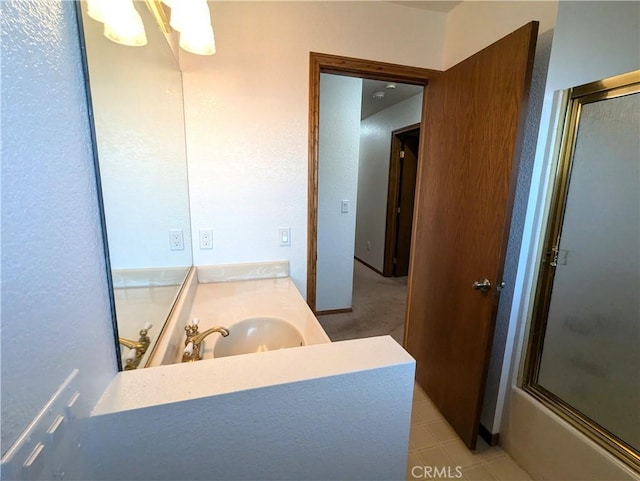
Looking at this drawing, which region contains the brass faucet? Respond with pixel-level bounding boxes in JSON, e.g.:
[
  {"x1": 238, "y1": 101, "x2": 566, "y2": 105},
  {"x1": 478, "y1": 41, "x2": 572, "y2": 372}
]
[
  {"x1": 119, "y1": 323, "x2": 152, "y2": 370},
  {"x1": 182, "y1": 318, "x2": 229, "y2": 362}
]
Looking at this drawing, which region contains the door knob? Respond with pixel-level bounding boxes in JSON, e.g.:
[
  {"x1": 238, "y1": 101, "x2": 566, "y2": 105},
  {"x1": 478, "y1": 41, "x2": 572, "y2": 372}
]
[{"x1": 472, "y1": 278, "x2": 491, "y2": 293}]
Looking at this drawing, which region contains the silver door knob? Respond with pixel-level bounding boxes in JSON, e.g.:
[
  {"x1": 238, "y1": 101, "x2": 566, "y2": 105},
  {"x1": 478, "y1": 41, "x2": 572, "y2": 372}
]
[{"x1": 472, "y1": 278, "x2": 491, "y2": 293}]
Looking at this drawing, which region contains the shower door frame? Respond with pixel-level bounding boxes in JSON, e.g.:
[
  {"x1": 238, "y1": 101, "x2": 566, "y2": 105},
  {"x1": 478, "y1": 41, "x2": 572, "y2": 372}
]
[{"x1": 522, "y1": 69, "x2": 640, "y2": 471}]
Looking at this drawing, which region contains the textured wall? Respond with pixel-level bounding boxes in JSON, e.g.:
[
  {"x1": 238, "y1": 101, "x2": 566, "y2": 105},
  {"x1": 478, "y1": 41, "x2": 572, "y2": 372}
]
[
  {"x1": 316, "y1": 74, "x2": 362, "y2": 311},
  {"x1": 81, "y1": 3, "x2": 192, "y2": 270},
  {"x1": 444, "y1": 1, "x2": 558, "y2": 69},
  {"x1": 1, "y1": 0, "x2": 116, "y2": 454},
  {"x1": 180, "y1": 1, "x2": 447, "y2": 296},
  {"x1": 354, "y1": 94, "x2": 423, "y2": 272},
  {"x1": 480, "y1": 28, "x2": 554, "y2": 433},
  {"x1": 84, "y1": 337, "x2": 415, "y2": 481}
]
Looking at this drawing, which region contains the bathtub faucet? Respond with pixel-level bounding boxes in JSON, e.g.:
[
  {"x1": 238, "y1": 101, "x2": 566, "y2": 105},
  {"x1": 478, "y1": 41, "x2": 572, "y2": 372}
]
[{"x1": 182, "y1": 318, "x2": 229, "y2": 362}]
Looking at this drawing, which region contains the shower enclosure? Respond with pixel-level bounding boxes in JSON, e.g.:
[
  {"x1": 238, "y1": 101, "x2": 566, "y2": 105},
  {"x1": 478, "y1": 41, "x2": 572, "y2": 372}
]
[{"x1": 524, "y1": 70, "x2": 640, "y2": 470}]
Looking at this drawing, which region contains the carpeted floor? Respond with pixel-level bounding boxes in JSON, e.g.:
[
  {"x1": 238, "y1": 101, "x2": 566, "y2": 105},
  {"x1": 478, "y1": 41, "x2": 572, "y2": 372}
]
[{"x1": 317, "y1": 260, "x2": 408, "y2": 345}]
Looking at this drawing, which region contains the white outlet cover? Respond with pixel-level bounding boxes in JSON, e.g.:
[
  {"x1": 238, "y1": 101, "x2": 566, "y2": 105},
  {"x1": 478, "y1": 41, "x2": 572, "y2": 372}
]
[{"x1": 199, "y1": 229, "x2": 213, "y2": 249}]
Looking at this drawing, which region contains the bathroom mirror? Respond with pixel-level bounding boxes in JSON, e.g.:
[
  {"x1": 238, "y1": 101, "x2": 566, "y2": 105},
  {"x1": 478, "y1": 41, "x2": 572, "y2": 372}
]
[{"x1": 78, "y1": 2, "x2": 192, "y2": 370}]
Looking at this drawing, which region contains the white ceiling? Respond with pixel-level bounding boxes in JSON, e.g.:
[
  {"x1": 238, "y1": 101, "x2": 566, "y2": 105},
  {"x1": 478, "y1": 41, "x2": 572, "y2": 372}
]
[
  {"x1": 361, "y1": 79, "x2": 423, "y2": 120},
  {"x1": 389, "y1": 1, "x2": 463, "y2": 13},
  {"x1": 358, "y1": 1, "x2": 462, "y2": 118}
]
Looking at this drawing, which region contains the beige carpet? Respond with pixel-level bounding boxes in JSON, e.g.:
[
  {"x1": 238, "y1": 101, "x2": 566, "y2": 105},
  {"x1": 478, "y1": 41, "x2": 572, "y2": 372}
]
[{"x1": 317, "y1": 260, "x2": 408, "y2": 345}]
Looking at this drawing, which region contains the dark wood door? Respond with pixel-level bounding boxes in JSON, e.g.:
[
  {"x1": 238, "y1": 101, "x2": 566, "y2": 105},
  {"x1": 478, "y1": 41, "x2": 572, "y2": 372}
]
[
  {"x1": 394, "y1": 132, "x2": 419, "y2": 277},
  {"x1": 405, "y1": 22, "x2": 538, "y2": 449}
]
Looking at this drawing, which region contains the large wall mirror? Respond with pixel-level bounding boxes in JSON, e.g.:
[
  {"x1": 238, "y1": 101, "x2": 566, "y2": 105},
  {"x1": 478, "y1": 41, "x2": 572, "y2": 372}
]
[
  {"x1": 78, "y1": 2, "x2": 192, "y2": 370},
  {"x1": 524, "y1": 70, "x2": 640, "y2": 470}
]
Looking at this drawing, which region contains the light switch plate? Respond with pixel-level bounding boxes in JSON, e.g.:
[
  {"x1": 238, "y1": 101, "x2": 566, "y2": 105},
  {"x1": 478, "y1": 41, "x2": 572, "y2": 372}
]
[{"x1": 279, "y1": 227, "x2": 291, "y2": 247}]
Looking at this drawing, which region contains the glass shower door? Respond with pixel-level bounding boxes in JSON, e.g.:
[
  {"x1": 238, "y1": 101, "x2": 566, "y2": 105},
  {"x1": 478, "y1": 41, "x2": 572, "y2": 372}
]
[{"x1": 524, "y1": 71, "x2": 640, "y2": 470}]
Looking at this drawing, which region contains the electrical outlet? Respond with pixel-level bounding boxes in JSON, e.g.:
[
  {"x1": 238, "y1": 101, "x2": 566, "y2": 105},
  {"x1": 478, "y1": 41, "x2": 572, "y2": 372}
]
[
  {"x1": 341, "y1": 200, "x2": 349, "y2": 213},
  {"x1": 366, "y1": 241, "x2": 371, "y2": 251},
  {"x1": 199, "y1": 229, "x2": 213, "y2": 249},
  {"x1": 169, "y1": 229, "x2": 184, "y2": 250}
]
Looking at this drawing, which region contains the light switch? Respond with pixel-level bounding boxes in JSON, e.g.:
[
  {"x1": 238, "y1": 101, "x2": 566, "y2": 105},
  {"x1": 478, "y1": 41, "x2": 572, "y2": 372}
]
[
  {"x1": 279, "y1": 227, "x2": 291, "y2": 247},
  {"x1": 341, "y1": 200, "x2": 349, "y2": 214}
]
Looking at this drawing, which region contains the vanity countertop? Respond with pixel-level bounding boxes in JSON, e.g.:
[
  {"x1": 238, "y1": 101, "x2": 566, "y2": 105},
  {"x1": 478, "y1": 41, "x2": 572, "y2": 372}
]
[{"x1": 187, "y1": 277, "x2": 331, "y2": 360}]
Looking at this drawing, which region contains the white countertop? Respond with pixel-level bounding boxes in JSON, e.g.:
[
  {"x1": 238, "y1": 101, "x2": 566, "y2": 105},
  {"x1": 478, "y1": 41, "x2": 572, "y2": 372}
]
[{"x1": 187, "y1": 277, "x2": 331, "y2": 360}]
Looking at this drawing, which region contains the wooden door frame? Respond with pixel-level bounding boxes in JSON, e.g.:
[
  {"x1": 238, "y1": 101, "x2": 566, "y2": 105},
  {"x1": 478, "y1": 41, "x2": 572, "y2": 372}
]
[
  {"x1": 307, "y1": 52, "x2": 441, "y2": 311},
  {"x1": 383, "y1": 123, "x2": 421, "y2": 277}
]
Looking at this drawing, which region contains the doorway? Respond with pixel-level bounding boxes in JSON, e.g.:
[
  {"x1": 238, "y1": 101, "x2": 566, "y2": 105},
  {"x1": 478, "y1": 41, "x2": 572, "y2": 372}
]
[
  {"x1": 384, "y1": 124, "x2": 420, "y2": 278},
  {"x1": 306, "y1": 52, "x2": 439, "y2": 312}
]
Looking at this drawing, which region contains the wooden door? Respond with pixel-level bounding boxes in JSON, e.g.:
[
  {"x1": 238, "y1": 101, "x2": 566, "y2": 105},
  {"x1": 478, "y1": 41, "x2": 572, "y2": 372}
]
[
  {"x1": 405, "y1": 22, "x2": 538, "y2": 449},
  {"x1": 394, "y1": 131, "x2": 419, "y2": 277}
]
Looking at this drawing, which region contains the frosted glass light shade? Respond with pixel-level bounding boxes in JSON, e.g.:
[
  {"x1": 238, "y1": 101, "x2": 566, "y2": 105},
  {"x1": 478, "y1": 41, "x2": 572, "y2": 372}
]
[
  {"x1": 103, "y1": 0, "x2": 147, "y2": 47},
  {"x1": 170, "y1": 0, "x2": 209, "y2": 33},
  {"x1": 86, "y1": 0, "x2": 107, "y2": 23},
  {"x1": 179, "y1": 24, "x2": 216, "y2": 55}
]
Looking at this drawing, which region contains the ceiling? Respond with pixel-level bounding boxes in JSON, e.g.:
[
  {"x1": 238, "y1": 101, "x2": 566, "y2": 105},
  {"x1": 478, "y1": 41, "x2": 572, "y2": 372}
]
[
  {"x1": 389, "y1": 1, "x2": 463, "y2": 13},
  {"x1": 358, "y1": 1, "x2": 464, "y2": 118},
  {"x1": 361, "y1": 79, "x2": 423, "y2": 119}
]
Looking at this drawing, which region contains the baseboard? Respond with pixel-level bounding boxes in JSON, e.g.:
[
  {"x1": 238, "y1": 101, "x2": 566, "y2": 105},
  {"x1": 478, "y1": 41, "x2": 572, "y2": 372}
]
[
  {"x1": 479, "y1": 423, "x2": 500, "y2": 446},
  {"x1": 354, "y1": 256, "x2": 384, "y2": 276},
  {"x1": 315, "y1": 308, "x2": 353, "y2": 316}
]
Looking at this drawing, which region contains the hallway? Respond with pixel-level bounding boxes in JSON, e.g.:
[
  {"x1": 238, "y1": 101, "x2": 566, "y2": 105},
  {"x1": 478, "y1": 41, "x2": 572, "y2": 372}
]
[{"x1": 317, "y1": 259, "x2": 407, "y2": 344}]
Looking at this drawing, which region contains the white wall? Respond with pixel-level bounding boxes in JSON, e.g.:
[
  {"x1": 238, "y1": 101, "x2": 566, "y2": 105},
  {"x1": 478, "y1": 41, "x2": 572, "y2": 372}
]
[
  {"x1": 316, "y1": 74, "x2": 362, "y2": 311},
  {"x1": 81, "y1": 3, "x2": 192, "y2": 270},
  {"x1": 1, "y1": 0, "x2": 116, "y2": 461},
  {"x1": 354, "y1": 93, "x2": 423, "y2": 272},
  {"x1": 444, "y1": 0, "x2": 558, "y2": 69},
  {"x1": 503, "y1": 2, "x2": 640, "y2": 479},
  {"x1": 180, "y1": 1, "x2": 447, "y2": 296},
  {"x1": 83, "y1": 337, "x2": 415, "y2": 481}
]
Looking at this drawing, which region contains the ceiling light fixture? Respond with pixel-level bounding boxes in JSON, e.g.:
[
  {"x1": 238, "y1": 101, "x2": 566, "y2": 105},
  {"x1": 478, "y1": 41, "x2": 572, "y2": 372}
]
[
  {"x1": 385, "y1": 83, "x2": 397, "y2": 90},
  {"x1": 86, "y1": 0, "x2": 216, "y2": 56}
]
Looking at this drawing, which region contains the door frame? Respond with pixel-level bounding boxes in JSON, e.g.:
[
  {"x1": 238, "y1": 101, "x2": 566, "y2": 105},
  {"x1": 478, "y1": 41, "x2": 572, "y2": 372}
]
[
  {"x1": 307, "y1": 52, "x2": 441, "y2": 311},
  {"x1": 383, "y1": 123, "x2": 421, "y2": 277}
]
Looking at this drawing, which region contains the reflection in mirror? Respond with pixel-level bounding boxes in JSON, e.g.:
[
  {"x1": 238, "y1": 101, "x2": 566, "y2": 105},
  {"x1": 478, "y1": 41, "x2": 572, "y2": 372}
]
[
  {"x1": 524, "y1": 71, "x2": 640, "y2": 469},
  {"x1": 79, "y1": 1, "x2": 192, "y2": 369}
]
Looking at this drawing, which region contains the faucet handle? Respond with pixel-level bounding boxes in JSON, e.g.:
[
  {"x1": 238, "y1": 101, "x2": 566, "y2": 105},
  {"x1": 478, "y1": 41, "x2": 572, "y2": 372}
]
[
  {"x1": 184, "y1": 342, "x2": 194, "y2": 356},
  {"x1": 185, "y1": 318, "x2": 200, "y2": 337}
]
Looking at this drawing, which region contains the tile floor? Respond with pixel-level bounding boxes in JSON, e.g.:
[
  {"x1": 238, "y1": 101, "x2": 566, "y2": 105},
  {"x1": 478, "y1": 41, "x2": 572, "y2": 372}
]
[{"x1": 407, "y1": 384, "x2": 533, "y2": 481}]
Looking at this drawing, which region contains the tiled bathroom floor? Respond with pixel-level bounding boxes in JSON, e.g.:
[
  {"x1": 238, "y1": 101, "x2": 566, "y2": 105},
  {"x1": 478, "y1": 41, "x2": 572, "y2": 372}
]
[{"x1": 407, "y1": 384, "x2": 533, "y2": 481}]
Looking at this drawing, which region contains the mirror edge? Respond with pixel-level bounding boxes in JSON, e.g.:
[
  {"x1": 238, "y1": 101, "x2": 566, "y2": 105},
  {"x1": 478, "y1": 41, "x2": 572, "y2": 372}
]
[{"x1": 73, "y1": 0, "x2": 122, "y2": 371}]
